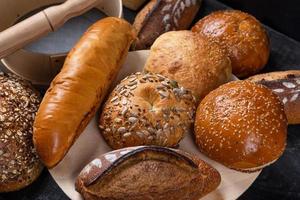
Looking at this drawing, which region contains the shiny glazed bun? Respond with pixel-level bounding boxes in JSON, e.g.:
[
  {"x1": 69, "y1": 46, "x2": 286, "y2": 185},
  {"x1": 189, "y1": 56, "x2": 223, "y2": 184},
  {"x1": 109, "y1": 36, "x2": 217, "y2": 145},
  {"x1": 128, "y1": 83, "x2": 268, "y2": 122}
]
[
  {"x1": 194, "y1": 81, "x2": 287, "y2": 172},
  {"x1": 99, "y1": 72, "x2": 196, "y2": 149},
  {"x1": 192, "y1": 10, "x2": 270, "y2": 78},
  {"x1": 144, "y1": 30, "x2": 232, "y2": 101}
]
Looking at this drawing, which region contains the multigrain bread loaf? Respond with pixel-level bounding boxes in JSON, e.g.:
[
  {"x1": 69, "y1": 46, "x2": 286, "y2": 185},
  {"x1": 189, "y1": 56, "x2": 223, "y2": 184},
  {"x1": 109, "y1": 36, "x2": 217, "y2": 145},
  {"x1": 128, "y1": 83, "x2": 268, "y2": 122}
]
[
  {"x1": 33, "y1": 17, "x2": 135, "y2": 168},
  {"x1": 144, "y1": 30, "x2": 232, "y2": 101},
  {"x1": 99, "y1": 72, "x2": 196, "y2": 149},
  {"x1": 123, "y1": 0, "x2": 147, "y2": 10},
  {"x1": 192, "y1": 10, "x2": 270, "y2": 78},
  {"x1": 0, "y1": 73, "x2": 43, "y2": 192},
  {"x1": 194, "y1": 81, "x2": 287, "y2": 172},
  {"x1": 133, "y1": 0, "x2": 201, "y2": 50},
  {"x1": 76, "y1": 146, "x2": 221, "y2": 200},
  {"x1": 248, "y1": 70, "x2": 300, "y2": 124}
]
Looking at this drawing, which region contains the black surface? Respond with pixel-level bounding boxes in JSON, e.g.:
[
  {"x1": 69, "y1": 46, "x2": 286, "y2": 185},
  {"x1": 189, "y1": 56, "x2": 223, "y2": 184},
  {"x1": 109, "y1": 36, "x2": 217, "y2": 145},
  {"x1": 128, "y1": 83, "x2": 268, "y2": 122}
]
[
  {"x1": 1, "y1": 0, "x2": 300, "y2": 199},
  {"x1": 219, "y1": 0, "x2": 300, "y2": 42}
]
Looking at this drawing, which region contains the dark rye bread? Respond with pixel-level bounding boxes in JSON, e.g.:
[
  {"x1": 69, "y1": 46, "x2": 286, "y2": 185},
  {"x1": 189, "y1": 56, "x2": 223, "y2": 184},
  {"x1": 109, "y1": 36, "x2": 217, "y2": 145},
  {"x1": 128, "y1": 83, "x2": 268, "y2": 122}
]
[
  {"x1": 132, "y1": 0, "x2": 201, "y2": 50},
  {"x1": 248, "y1": 70, "x2": 300, "y2": 124},
  {"x1": 76, "y1": 146, "x2": 221, "y2": 200},
  {"x1": 0, "y1": 73, "x2": 43, "y2": 192}
]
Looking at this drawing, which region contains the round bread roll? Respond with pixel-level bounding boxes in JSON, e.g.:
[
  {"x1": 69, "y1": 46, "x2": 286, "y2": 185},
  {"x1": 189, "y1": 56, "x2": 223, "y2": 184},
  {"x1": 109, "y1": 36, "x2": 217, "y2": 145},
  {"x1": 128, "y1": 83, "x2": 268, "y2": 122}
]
[
  {"x1": 0, "y1": 73, "x2": 43, "y2": 192},
  {"x1": 192, "y1": 10, "x2": 270, "y2": 78},
  {"x1": 194, "y1": 81, "x2": 287, "y2": 172},
  {"x1": 99, "y1": 72, "x2": 196, "y2": 149},
  {"x1": 144, "y1": 30, "x2": 232, "y2": 101}
]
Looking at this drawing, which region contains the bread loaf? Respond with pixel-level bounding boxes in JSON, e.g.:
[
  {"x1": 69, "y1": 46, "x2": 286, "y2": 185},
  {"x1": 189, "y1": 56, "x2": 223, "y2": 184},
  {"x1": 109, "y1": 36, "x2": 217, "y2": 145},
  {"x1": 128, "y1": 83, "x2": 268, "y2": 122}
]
[
  {"x1": 33, "y1": 17, "x2": 135, "y2": 168},
  {"x1": 133, "y1": 0, "x2": 201, "y2": 50},
  {"x1": 76, "y1": 146, "x2": 221, "y2": 200},
  {"x1": 0, "y1": 73, "x2": 43, "y2": 192},
  {"x1": 248, "y1": 70, "x2": 300, "y2": 124}
]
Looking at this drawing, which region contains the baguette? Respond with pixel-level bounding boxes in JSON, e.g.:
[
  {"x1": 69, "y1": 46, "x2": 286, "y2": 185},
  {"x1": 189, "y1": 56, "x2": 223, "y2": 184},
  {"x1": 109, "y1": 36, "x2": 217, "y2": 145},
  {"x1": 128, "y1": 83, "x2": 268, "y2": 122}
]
[
  {"x1": 247, "y1": 70, "x2": 300, "y2": 124},
  {"x1": 33, "y1": 17, "x2": 135, "y2": 168}
]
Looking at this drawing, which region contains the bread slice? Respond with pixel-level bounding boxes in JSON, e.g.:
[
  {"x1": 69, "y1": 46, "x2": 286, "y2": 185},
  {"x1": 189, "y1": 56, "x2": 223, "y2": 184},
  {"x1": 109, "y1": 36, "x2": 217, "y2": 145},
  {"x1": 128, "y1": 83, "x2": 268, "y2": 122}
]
[
  {"x1": 76, "y1": 146, "x2": 221, "y2": 200},
  {"x1": 248, "y1": 70, "x2": 300, "y2": 124}
]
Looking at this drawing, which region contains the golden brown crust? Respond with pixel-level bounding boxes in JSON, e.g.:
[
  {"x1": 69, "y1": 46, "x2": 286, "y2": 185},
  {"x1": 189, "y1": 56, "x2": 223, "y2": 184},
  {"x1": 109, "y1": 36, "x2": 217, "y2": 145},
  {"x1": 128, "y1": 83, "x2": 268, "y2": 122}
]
[
  {"x1": 144, "y1": 30, "x2": 232, "y2": 101},
  {"x1": 99, "y1": 72, "x2": 196, "y2": 149},
  {"x1": 75, "y1": 146, "x2": 221, "y2": 200},
  {"x1": 248, "y1": 70, "x2": 300, "y2": 124},
  {"x1": 0, "y1": 73, "x2": 43, "y2": 192},
  {"x1": 133, "y1": 0, "x2": 201, "y2": 50},
  {"x1": 194, "y1": 81, "x2": 287, "y2": 172},
  {"x1": 192, "y1": 10, "x2": 270, "y2": 78},
  {"x1": 33, "y1": 17, "x2": 135, "y2": 168}
]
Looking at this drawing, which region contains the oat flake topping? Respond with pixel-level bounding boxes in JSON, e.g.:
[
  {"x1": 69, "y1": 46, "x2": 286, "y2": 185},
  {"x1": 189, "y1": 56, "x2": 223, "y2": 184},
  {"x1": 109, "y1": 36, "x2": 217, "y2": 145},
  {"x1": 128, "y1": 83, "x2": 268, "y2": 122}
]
[{"x1": 0, "y1": 73, "x2": 41, "y2": 183}]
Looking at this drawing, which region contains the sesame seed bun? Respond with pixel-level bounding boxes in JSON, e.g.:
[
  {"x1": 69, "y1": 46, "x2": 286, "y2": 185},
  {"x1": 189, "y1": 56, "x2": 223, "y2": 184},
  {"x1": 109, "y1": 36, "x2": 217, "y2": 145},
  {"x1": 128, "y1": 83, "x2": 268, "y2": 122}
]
[
  {"x1": 99, "y1": 72, "x2": 196, "y2": 149},
  {"x1": 194, "y1": 81, "x2": 287, "y2": 172},
  {"x1": 0, "y1": 73, "x2": 43, "y2": 192},
  {"x1": 144, "y1": 30, "x2": 232, "y2": 101},
  {"x1": 192, "y1": 10, "x2": 270, "y2": 78}
]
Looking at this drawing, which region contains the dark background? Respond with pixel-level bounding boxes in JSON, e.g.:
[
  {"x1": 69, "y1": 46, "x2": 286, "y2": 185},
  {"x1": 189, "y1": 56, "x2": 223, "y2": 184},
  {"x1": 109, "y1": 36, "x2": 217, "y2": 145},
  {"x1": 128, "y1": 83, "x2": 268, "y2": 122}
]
[
  {"x1": 219, "y1": 0, "x2": 300, "y2": 42},
  {"x1": 1, "y1": 0, "x2": 300, "y2": 199}
]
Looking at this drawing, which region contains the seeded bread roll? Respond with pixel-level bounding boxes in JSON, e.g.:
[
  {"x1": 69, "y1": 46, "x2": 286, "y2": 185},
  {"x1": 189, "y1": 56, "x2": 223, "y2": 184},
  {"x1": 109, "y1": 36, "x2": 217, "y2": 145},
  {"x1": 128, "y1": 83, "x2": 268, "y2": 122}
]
[
  {"x1": 192, "y1": 10, "x2": 270, "y2": 78},
  {"x1": 133, "y1": 0, "x2": 201, "y2": 50},
  {"x1": 144, "y1": 31, "x2": 232, "y2": 101},
  {"x1": 99, "y1": 72, "x2": 196, "y2": 149},
  {"x1": 76, "y1": 146, "x2": 221, "y2": 200},
  {"x1": 194, "y1": 81, "x2": 287, "y2": 172},
  {"x1": 0, "y1": 73, "x2": 43, "y2": 192},
  {"x1": 247, "y1": 70, "x2": 300, "y2": 124}
]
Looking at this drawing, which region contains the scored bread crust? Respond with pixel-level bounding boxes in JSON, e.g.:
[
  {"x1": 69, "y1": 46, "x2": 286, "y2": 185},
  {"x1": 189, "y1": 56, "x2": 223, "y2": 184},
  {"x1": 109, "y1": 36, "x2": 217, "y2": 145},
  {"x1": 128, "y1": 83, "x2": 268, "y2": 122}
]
[
  {"x1": 133, "y1": 0, "x2": 201, "y2": 50},
  {"x1": 0, "y1": 73, "x2": 43, "y2": 192},
  {"x1": 33, "y1": 17, "x2": 135, "y2": 168},
  {"x1": 247, "y1": 70, "x2": 300, "y2": 124},
  {"x1": 192, "y1": 10, "x2": 270, "y2": 78},
  {"x1": 144, "y1": 30, "x2": 232, "y2": 101},
  {"x1": 194, "y1": 81, "x2": 287, "y2": 172},
  {"x1": 75, "y1": 146, "x2": 221, "y2": 200}
]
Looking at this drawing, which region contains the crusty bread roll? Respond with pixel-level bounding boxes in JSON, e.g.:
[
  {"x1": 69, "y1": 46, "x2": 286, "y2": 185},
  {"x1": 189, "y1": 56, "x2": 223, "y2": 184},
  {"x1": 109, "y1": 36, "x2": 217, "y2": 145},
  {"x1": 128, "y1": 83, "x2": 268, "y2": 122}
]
[
  {"x1": 133, "y1": 0, "x2": 201, "y2": 50},
  {"x1": 99, "y1": 72, "x2": 196, "y2": 149},
  {"x1": 123, "y1": 0, "x2": 147, "y2": 10},
  {"x1": 33, "y1": 17, "x2": 135, "y2": 168},
  {"x1": 192, "y1": 10, "x2": 270, "y2": 78},
  {"x1": 194, "y1": 81, "x2": 287, "y2": 172},
  {"x1": 76, "y1": 146, "x2": 221, "y2": 200},
  {"x1": 248, "y1": 70, "x2": 300, "y2": 124},
  {"x1": 0, "y1": 73, "x2": 43, "y2": 192},
  {"x1": 144, "y1": 30, "x2": 232, "y2": 101}
]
